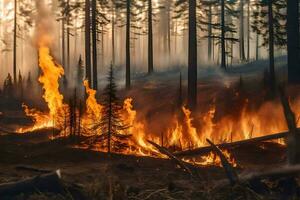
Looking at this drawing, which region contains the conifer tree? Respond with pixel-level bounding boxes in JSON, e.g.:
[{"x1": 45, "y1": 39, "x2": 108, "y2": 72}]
[{"x1": 98, "y1": 64, "x2": 130, "y2": 153}]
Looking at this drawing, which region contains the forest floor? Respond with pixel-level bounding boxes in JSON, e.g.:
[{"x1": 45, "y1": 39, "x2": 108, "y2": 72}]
[{"x1": 0, "y1": 128, "x2": 290, "y2": 200}]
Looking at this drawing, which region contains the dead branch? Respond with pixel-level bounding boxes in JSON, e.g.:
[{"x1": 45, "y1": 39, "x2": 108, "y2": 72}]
[
  {"x1": 207, "y1": 139, "x2": 239, "y2": 185},
  {"x1": 147, "y1": 140, "x2": 194, "y2": 177},
  {"x1": 174, "y1": 131, "x2": 289, "y2": 157},
  {"x1": 0, "y1": 169, "x2": 63, "y2": 197},
  {"x1": 278, "y1": 86, "x2": 300, "y2": 164}
]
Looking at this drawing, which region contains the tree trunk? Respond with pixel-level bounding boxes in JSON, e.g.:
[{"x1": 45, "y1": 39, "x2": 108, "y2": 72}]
[
  {"x1": 208, "y1": 4, "x2": 212, "y2": 62},
  {"x1": 85, "y1": 0, "x2": 92, "y2": 86},
  {"x1": 148, "y1": 0, "x2": 154, "y2": 74},
  {"x1": 221, "y1": 0, "x2": 226, "y2": 69},
  {"x1": 13, "y1": 0, "x2": 17, "y2": 85},
  {"x1": 111, "y1": 5, "x2": 115, "y2": 65},
  {"x1": 62, "y1": 13, "x2": 65, "y2": 69},
  {"x1": 239, "y1": 0, "x2": 246, "y2": 61},
  {"x1": 287, "y1": 0, "x2": 300, "y2": 83},
  {"x1": 247, "y1": 0, "x2": 250, "y2": 60},
  {"x1": 188, "y1": 0, "x2": 197, "y2": 109},
  {"x1": 256, "y1": 32, "x2": 259, "y2": 60},
  {"x1": 126, "y1": 0, "x2": 131, "y2": 89},
  {"x1": 102, "y1": 25, "x2": 105, "y2": 68},
  {"x1": 167, "y1": 4, "x2": 171, "y2": 61},
  {"x1": 268, "y1": 0, "x2": 275, "y2": 90},
  {"x1": 92, "y1": 0, "x2": 98, "y2": 90},
  {"x1": 66, "y1": 0, "x2": 70, "y2": 76}
]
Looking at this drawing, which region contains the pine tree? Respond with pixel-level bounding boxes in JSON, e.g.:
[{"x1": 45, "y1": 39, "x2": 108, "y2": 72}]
[
  {"x1": 98, "y1": 64, "x2": 130, "y2": 153},
  {"x1": 252, "y1": 0, "x2": 286, "y2": 90},
  {"x1": 17, "y1": 70, "x2": 23, "y2": 100},
  {"x1": 3, "y1": 73, "x2": 13, "y2": 98}
]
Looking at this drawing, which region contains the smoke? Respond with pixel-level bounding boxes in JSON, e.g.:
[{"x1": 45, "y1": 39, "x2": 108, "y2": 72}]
[{"x1": 33, "y1": 0, "x2": 58, "y2": 51}]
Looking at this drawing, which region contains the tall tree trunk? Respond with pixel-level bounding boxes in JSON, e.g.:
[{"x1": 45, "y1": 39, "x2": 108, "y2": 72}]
[
  {"x1": 66, "y1": 0, "x2": 70, "y2": 75},
  {"x1": 126, "y1": 0, "x2": 131, "y2": 89},
  {"x1": 101, "y1": 25, "x2": 105, "y2": 68},
  {"x1": 188, "y1": 0, "x2": 197, "y2": 109},
  {"x1": 256, "y1": 32, "x2": 259, "y2": 60},
  {"x1": 287, "y1": 0, "x2": 300, "y2": 83},
  {"x1": 167, "y1": 4, "x2": 171, "y2": 61},
  {"x1": 247, "y1": 0, "x2": 250, "y2": 60},
  {"x1": 268, "y1": 0, "x2": 275, "y2": 90},
  {"x1": 85, "y1": 0, "x2": 92, "y2": 86},
  {"x1": 62, "y1": 2, "x2": 65, "y2": 69},
  {"x1": 111, "y1": 5, "x2": 115, "y2": 65},
  {"x1": 239, "y1": 0, "x2": 246, "y2": 61},
  {"x1": 92, "y1": 0, "x2": 98, "y2": 90},
  {"x1": 148, "y1": 0, "x2": 154, "y2": 74},
  {"x1": 221, "y1": 0, "x2": 226, "y2": 69},
  {"x1": 13, "y1": 0, "x2": 17, "y2": 85},
  {"x1": 208, "y1": 4, "x2": 212, "y2": 62}
]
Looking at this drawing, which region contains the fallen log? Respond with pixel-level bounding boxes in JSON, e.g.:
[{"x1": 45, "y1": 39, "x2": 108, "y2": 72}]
[
  {"x1": 174, "y1": 130, "x2": 290, "y2": 157},
  {"x1": 147, "y1": 140, "x2": 194, "y2": 177},
  {"x1": 15, "y1": 165, "x2": 52, "y2": 173},
  {"x1": 207, "y1": 139, "x2": 239, "y2": 185},
  {"x1": 216, "y1": 164, "x2": 300, "y2": 187},
  {"x1": 0, "y1": 169, "x2": 63, "y2": 197},
  {"x1": 0, "y1": 126, "x2": 18, "y2": 135}
]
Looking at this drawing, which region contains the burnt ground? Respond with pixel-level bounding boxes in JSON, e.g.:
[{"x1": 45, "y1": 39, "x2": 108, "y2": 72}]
[{"x1": 0, "y1": 125, "x2": 293, "y2": 200}]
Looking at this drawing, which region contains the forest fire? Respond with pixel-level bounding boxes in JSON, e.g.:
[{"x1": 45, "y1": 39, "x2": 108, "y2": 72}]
[
  {"x1": 17, "y1": 49, "x2": 300, "y2": 165},
  {"x1": 3, "y1": 0, "x2": 300, "y2": 198},
  {"x1": 16, "y1": 36, "x2": 300, "y2": 165}
]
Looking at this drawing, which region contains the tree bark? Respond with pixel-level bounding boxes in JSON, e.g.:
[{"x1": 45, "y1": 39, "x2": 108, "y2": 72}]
[
  {"x1": 268, "y1": 0, "x2": 275, "y2": 91},
  {"x1": 13, "y1": 0, "x2": 17, "y2": 85},
  {"x1": 239, "y1": 0, "x2": 246, "y2": 61},
  {"x1": 221, "y1": 0, "x2": 226, "y2": 69},
  {"x1": 126, "y1": 0, "x2": 131, "y2": 89},
  {"x1": 188, "y1": 0, "x2": 197, "y2": 109},
  {"x1": 92, "y1": 0, "x2": 98, "y2": 90},
  {"x1": 287, "y1": 0, "x2": 300, "y2": 83},
  {"x1": 111, "y1": 2, "x2": 115, "y2": 65},
  {"x1": 148, "y1": 0, "x2": 154, "y2": 74},
  {"x1": 208, "y1": 4, "x2": 212, "y2": 62},
  {"x1": 66, "y1": 0, "x2": 70, "y2": 76},
  {"x1": 247, "y1": 0, "x2": 250, "y2": 60},
  {"x1": 256, "y1": 32, "x2": 259, "y2": 60},
  {"x1": 85, "y1": 0, "x2": 92, "y2": 86}
]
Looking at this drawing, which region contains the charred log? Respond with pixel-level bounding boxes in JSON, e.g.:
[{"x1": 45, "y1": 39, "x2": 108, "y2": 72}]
[
  {"x1": 174, "y1": 131, "x2": 289, "y2": 157},
  {"x1": 0, "y1": 169, "x2": 63, "y2": 197}
]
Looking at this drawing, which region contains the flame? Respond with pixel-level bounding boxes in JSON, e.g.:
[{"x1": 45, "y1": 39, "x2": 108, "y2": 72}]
[
  {"x1": 184, "y1": 149, "x2": 237, "y2": 167},
  {"x1": 38, "y1": 45, "x2": 66, "y2": 118},
  {"x1": 122, "y1": 98, "x2": 159, "y2": 156},
  {"x1": 18, "y1": 43, "x2": 67, "y2": 133},
  {"x1": 81, "y1": 80, "x2": 103, "y2": 134}
]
